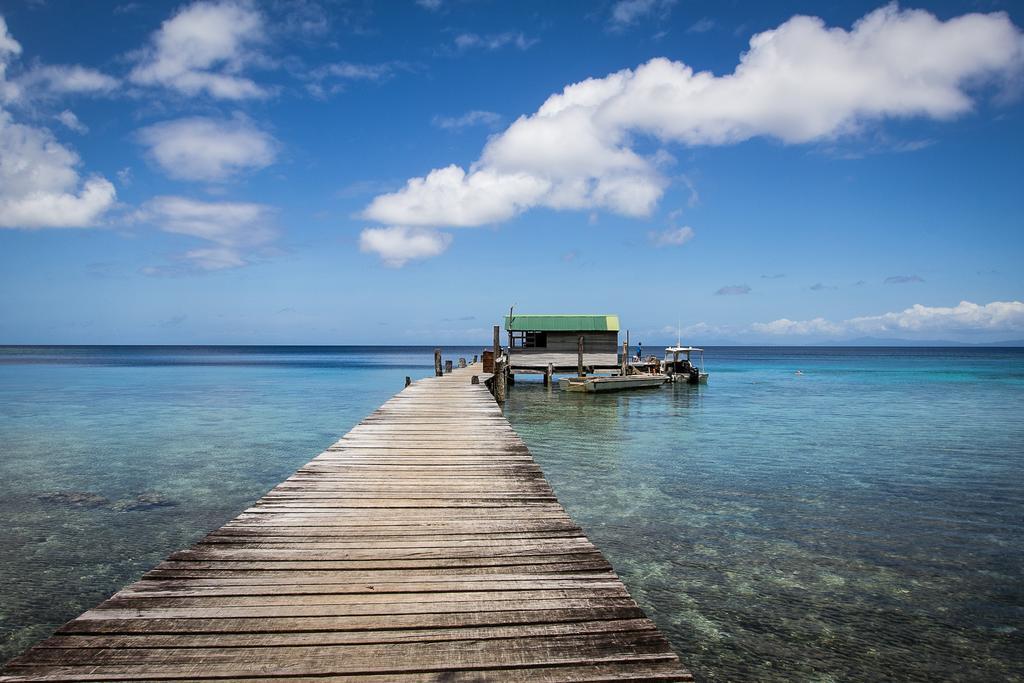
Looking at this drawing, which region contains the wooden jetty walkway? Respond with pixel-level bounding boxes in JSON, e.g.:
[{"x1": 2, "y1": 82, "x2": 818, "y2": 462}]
[{"x1": 2, "y1": 364, "x2": 691, "y2": 682}]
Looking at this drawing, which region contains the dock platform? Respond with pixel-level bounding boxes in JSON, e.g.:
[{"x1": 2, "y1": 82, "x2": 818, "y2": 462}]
[{"x1": 1, "y1": 364, "x2": 691, "y2": 681}]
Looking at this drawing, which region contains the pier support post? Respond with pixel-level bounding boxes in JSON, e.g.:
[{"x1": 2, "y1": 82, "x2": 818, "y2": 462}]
[
  {"x1": 623, "y1": 331, "x2": 629, "y2": 375},
  {"x1": 493, "y1": 358, "x2": 506, "y2": 403},
  {"x1": 445, "y1": 359, "x2": 453, "y2": 374},
  {"x1": 492, "y1": 325, "x2": 500, "y2": 365},
  {"x1": 434, "y1": 348, "x2": 442, "y2": 377},
  {"x1": 471, "y1": 375, "x2": 479, "y2": 385},
  {"x1": 405, "y1": 376, "x2": 411, "y2": 387},
  {"x1": 458, "y1": 357, "x2": 466, "y2": 369},
  {"x1": 473, "y1": 354, "x2": 478, "y2": 364},
  {"x1": 577, "y1": 335, "x2": 584, "y2": 377}
]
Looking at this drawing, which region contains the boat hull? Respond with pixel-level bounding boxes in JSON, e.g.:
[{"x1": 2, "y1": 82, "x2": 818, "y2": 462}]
[{"x1": 561, "y1": 375, "x2": 668, "y2": 392}]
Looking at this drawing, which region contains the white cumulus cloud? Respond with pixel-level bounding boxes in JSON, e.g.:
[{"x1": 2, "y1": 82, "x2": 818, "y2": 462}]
[
  {"x1": 0, "y1": 17, "x2": 19, "y2": 64},
  {"x1": 364, "y1": 164, "x2": 551, "y2": 228},
  {"x1": 359, "y1": 226, "x2": 452, "y2": 268},
  {"x1": 0, "y1": 109, "x2": 115, "y2": 229},
  {"x1": 362, "y1": 5, "x2": 1024, "y2": 263},
  {"x1": 137, "y1": 115, "x2": 277, "y2": 182},
  {"x1": 752, "y1": 301, "x2": 1024, "y2": 340},
  {"x1": 142, "y1": 195, "x2": 276, "y2": 270},
  {"x1": 0, "y1": 18, "x2": 115, "y2": 229},
  {"x1": 129, "y1": 0, "x2": 269, "y2": 99}
]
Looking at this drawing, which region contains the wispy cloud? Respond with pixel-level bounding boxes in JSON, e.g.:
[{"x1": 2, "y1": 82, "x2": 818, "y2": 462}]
[
  {"x1": 809, "y1": 282, "x2": 838, "y2": 291},
  {"x1": 715, "y1": 284, "x2": 751, "y2": 296},
  {"x1": 761, "y1": 273, "x2": 785, "y2": 279},
  {"x1": 453, "y1": 32, "x2": 537, "y2": 52},
  {"x1": 140, "y1": 196, "x2": 277, "y2": 271},
  {"x1": 679, "y1": 174, "x2": 700, "y2": 208},
  {"x1": 55, "y1": 109, "x2": 87, "y2": 133},
  {"x1": 6, "y1": 64, "x2": 119, "y2": 103},
  {"x1": 649, "y1": 225, "x2": 694, "y2": 247},
  {"x1": 433, "y1": 110, "x2": 502, "y2": 130},
  {"x1": 336, "y1": 179, "x2": 400, "y2": 199},
  {"x1": 687, "y1": 18, "x2": 715, "y2": 34},
  {"x1": 608, "y1": 0, "x2": 676, "y2": 31},
  {"x1": 158, "y1": 314, "x2": 187, "y2": 328},
  {"x1": 885, "y1": 274, "x2": 925, "y2": 284},
  {"x1": 311, "y1": 61, "x2": 400, "y2": 81},
  {"x1": 305, "y1": 60, "x2": 411, "y2": 97}
]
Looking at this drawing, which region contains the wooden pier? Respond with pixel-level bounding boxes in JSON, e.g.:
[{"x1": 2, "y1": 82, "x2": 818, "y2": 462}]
[{"x1": 1, "y1": 364, "x2": 691, "y2": 682}]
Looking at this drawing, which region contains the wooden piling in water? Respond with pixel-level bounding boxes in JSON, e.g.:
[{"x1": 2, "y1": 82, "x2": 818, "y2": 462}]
[
  {"x1": 493, "y1": 357, "x2": 507, "y2": 403},
  {"x1": 492, "y1": 325, "x2": 500, "y2": 368},
  {"x1": 433, "y1": 348, "x2": 443, "y2": 377}
]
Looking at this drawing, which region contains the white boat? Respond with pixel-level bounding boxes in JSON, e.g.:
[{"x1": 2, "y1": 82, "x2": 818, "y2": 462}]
[
  {"x1": 663, "y1": 346, "x2": 709, "y2": 384},
  {"x1": 559, "y1": 374, "x2": 668, "y2": 392}
]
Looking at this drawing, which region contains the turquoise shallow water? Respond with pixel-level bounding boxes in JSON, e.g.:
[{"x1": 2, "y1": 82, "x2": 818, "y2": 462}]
[{"x1": 1, "y1": 346, "x2": 1022, "y2": 681}]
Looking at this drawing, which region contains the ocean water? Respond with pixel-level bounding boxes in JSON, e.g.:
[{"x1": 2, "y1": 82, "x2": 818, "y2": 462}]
[{"x1": 1, "y1": 346, "x2": 1022, "y2": 681}]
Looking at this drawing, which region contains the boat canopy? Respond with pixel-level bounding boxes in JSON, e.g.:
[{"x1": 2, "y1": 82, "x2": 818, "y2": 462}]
[{"x1": 665, "y1": 346, "x2": 703, "y2": 353}]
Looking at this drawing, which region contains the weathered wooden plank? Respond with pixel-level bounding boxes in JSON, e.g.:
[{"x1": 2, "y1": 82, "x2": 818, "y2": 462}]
[
  {"x1": 4, "y1": 631, "x2": 677, "y2": 670},
  {"x1": 115, "y1": 578, "x2": 626, "y2": 598},
  {"x1": 56, "y1": 605, "x2": 650, "y2": 635},
  {"x1": 0, "y1": 363, "x2": 689, "y2": 682},
  {"x1": 36, "y1": 617, "x2": 659, "y2": 649},
  {"x1": 100, "y1": 587, "x2": 631, "y2": 609},
  {"x1": 77, "y1": 597, "x2": 644, "y2": 620}
]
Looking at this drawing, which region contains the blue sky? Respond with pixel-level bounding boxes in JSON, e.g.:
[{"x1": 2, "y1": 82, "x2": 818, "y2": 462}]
[{"x1": 0, "y1": 0, "x2": 1022, "y2": 344}]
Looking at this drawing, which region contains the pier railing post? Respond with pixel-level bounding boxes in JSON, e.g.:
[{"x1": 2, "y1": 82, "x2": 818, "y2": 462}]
[
  {"x1": 434, "y1": 348, "x2": 442, "y2": 377},
  {"x1": 444, "y1": 359, "x2": 453, "y2": 374}
]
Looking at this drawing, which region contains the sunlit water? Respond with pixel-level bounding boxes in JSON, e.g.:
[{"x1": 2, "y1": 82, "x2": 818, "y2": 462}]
[{"x1": 1, "y1": 346, "x2": 1021, "y2": 681}]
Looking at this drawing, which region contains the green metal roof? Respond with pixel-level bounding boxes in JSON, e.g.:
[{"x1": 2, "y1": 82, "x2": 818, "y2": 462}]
[{"x1": 504, "y1": 314, "x2": 620, "y2": 332}]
